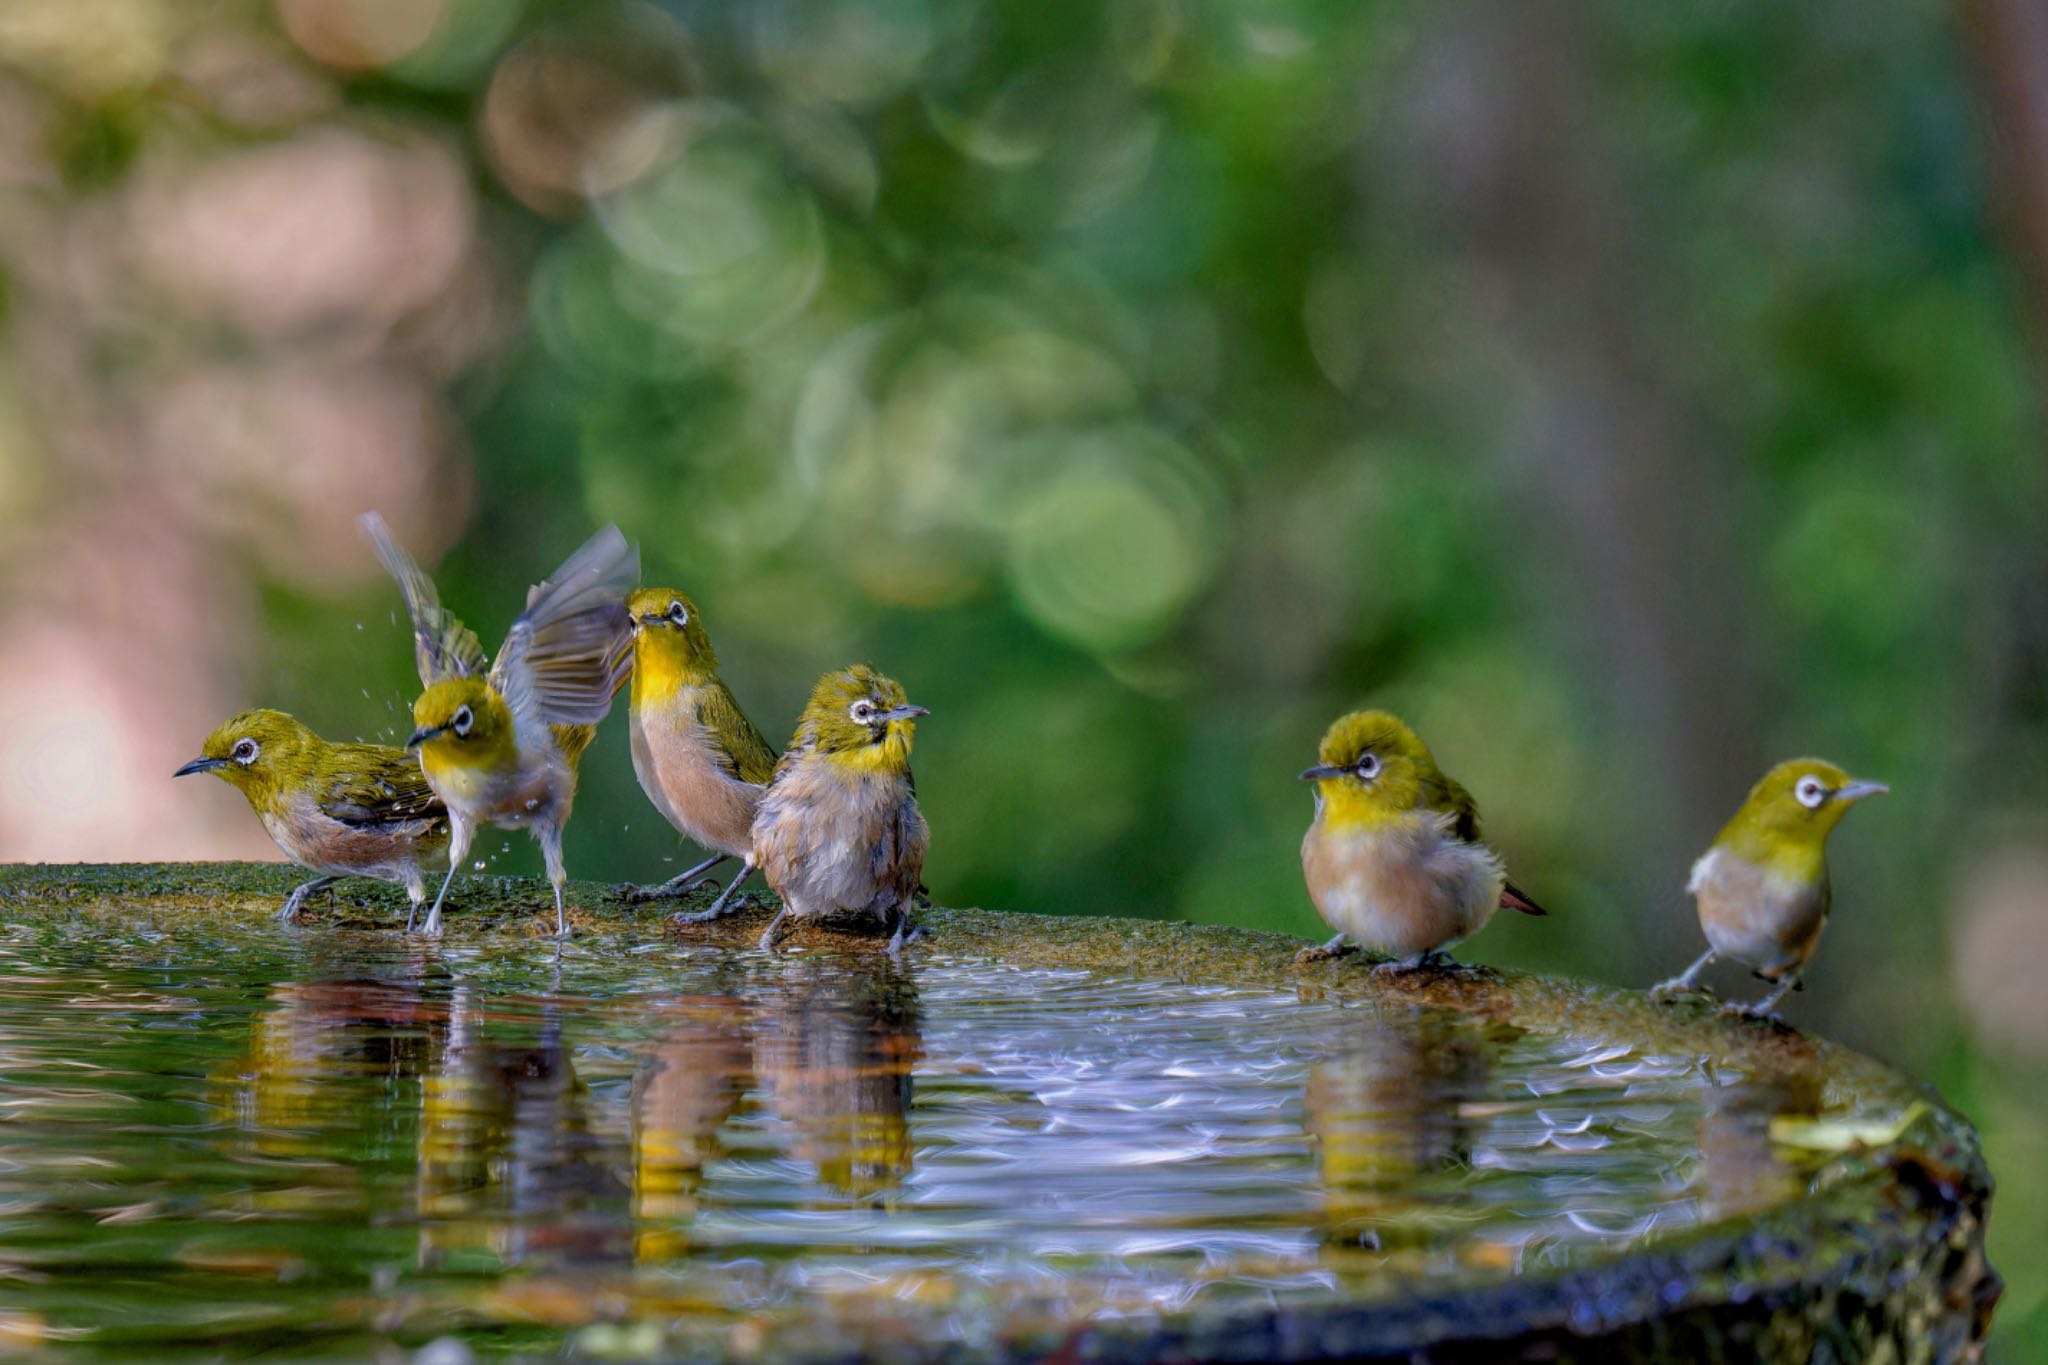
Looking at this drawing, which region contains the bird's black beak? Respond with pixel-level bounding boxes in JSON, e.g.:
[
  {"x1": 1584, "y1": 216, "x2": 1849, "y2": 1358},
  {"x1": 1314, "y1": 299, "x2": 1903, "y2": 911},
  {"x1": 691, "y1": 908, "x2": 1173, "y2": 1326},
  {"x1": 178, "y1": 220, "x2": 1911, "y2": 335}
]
[
  {"x1": 1299, "y1": 763, "x2": 1345, "y2": 781},
  {"x1": 174, "y1": 756, "x2": 229, "y2": 777},
  {"x1": 406, "y1": 725, "x2": 445, "y2": 750},
  {"x1": 881, "y1": 703, "x2": 931, "y2": 723}
]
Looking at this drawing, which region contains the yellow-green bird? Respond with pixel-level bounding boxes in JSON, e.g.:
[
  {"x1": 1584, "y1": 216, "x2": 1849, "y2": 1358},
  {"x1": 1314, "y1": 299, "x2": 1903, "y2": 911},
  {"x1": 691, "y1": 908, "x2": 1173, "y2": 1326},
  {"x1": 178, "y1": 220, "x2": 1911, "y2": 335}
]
[
  {"x1": 689, "y1": 664, "x2": 930, "y2": 953},
  {"x1": 175, "y1": 709, "x2": 450, "y2": 926},
  {"x1": 1653, "y1": 758, "x2": 1887, "y2": 1018},
  {"x1": 619, "y1": 588, "x2": 778, "y2": 909},
  {"x1": 362, "y1": 512, "x2": 637, "y2": 938},
  {"x1": 1297, "y1": 709, "x2": 1545, "y2": 972}
]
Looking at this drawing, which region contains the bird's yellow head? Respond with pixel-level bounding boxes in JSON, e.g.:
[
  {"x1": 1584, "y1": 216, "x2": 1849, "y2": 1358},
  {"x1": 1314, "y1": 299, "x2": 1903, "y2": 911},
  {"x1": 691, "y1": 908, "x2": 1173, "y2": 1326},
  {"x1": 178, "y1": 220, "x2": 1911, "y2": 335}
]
[
  {"x1": 407, "y1": 678, "x2": 514, "y2": 772},
  {"x1": 1715, "y1": 758, "x2": 1887, "y2": 877},
  {"x1": 629, "y1": 587, "x2": 719, "y2": 698},
  {"x1": 795, "y1": 664, "x2": 928, "y2": 774},
  {"x1": 1299, "y1": 709, "x2": 1434, "y2": 828},
  {"x1": 175, "y1": 709, "x2": 320, "y2": 811}
]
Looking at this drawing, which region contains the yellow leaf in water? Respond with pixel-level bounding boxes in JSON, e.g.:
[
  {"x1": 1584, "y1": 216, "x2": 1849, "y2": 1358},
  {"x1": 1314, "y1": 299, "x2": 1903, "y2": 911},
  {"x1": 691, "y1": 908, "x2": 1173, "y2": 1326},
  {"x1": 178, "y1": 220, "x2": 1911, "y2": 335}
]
[{"x1": 1768, "y1": 1101, "x2": 1927, "y2": 1153}]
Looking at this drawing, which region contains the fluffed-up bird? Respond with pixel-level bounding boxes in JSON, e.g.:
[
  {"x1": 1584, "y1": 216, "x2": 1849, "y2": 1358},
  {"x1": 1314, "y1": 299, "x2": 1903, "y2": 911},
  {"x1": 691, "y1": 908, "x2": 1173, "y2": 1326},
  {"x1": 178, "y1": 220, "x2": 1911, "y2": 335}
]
[
  {"x1": 1652, "y1": 758, "x2": 1887, "y2": 1018},
  {"x1": 619, "y1": 588, "x2": 778, "y2": 906},
  {"x1": 1297, "y1": 709, "x2": 1545, "y2": 972},
  {"x1": 175, "y1": 709, "x2": 450, "y2": 926},
  {"x1": 362, "y1": 512, "x2": 636, "y2": 938},
  {"x1": 686, "y1": 664, "x2": 929, "y2": 954}
]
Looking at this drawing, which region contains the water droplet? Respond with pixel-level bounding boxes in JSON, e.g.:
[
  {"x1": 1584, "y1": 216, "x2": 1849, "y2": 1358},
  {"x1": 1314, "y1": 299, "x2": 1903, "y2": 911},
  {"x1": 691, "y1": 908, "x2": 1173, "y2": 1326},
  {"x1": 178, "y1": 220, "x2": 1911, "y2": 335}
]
[
  {"x1": 472, "y1": 860, "x2": 486, "y2": 871},
  {"x1": 355, "y1": 622, "x2": 364, "y2": 631}
]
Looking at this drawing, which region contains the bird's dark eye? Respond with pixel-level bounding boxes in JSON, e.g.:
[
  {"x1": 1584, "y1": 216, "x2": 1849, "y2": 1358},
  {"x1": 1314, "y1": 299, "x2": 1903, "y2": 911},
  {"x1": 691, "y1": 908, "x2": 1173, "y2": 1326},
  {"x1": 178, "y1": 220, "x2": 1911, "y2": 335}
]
[
  {"x1": 850, "y1": 700, "x2": 876, "y2": 724},
  {"x1": 1795, "y1": 776, "x2": 1827, "y2": 809},
  {"x1": 1356, "y1": 752, "x2": 1381, "y2": 780},
  {"x1": 452, "y1": 706, "x2": 474, "y2": 737},
  {"x1": 232, "y1": 739, "x2": 259, "y2": 764},
  {"x1": 668, "y1": 600, "x2": 688, "y2": 625}
]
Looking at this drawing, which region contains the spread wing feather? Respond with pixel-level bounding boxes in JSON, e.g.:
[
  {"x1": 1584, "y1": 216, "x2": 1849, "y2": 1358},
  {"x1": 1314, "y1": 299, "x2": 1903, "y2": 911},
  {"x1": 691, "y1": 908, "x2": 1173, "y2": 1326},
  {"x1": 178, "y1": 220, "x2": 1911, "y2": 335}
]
[
  {"x1": 360, "y1": 512, "x2": 487, "y2": 687},
  {"x1": 492, "y1": 524, "x2": 638, "y2": 751}
]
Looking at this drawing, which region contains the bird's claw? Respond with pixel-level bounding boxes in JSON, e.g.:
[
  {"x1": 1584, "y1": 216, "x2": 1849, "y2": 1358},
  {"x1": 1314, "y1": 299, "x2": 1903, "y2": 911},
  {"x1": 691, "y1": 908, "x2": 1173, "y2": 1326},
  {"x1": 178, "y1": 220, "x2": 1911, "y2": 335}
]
[
  {"x1": 1372, "y1": 952, "x2": 1451, "y2": 976},
  {"x1": 1293, "y1": 943, "x2": 1356, "y2": 967}
]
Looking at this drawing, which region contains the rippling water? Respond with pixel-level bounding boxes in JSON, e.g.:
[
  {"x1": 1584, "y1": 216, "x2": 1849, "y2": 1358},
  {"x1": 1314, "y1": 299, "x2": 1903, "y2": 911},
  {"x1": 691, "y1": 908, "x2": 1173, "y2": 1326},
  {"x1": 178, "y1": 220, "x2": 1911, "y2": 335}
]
[{"x1": 0, "y1": 914, "x2": 1846, "y2": 1360}]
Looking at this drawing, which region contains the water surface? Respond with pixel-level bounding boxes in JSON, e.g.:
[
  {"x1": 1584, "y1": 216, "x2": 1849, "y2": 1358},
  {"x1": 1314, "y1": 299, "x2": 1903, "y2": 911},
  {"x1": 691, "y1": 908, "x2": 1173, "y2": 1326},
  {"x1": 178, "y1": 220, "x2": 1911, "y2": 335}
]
[{"x1": 0, "y1": 912, "x2": 1854, "y2": 1360}]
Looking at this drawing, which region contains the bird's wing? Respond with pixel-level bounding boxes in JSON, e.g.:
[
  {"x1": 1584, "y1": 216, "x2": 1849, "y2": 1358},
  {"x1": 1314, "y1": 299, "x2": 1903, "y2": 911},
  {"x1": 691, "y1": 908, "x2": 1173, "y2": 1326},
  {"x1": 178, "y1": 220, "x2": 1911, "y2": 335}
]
[
  {"x1": 360, "y1": 512, "x2": 487, "y2": 687},
  {"x1": 318, "y1": 746, "x2": 447, "y2": 830},
  {"x1": 491, "y1": 524, "x2": 638, "y2": 751},
  {"x1": 1421, "y1": 769, "x2": 1483, "y2": 844},
  {"x1": 1424, "y1": 766, "x2": 1548, "y2": 915},
  {"x1": 696, "y1": 681, "x2": 778, "y2": 784}
]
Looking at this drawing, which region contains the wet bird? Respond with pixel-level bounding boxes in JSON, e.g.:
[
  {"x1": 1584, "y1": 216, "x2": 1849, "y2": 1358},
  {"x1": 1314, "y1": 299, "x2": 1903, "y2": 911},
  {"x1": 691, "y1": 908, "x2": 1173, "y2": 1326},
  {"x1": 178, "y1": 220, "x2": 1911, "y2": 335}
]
[
  {"x1": 363, "y1": 512, "x2": 637, "y2": 937},
  {"x1": 1296, "y1": 709, "x2": 1545, "y2": 971},
  {"x1": 618, "y1": 588, "x2": 778, "y2": 908},
  {"x1": 688, "y1": 664, "x2": 929, "y2": 953},
  {"x1": 175, "y1": 709, "x2": 450, "y2": 926},
  {"x1": 1652, "y1": 759, "x2": 1887, "y2": 1018}
]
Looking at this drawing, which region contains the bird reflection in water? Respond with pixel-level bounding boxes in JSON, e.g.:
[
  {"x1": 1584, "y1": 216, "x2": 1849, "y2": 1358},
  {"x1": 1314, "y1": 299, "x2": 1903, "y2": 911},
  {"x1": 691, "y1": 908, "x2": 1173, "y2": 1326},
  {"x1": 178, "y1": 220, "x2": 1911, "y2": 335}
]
[
  {"x1": 1692, "y1": 1071, "x2": 1821, "y2": 1223},
  {"x1": 632, "y1": 994, "x2": 752, "y2": 1260},
  {"x1": 417, "y1": 983, "x2": 631, "y2": 1271},
  {"x1": 1306, "y1": 1008, "x2": 1494, "y2": 1254},
  {"x1": 222, "y1": 971, "x2": 444, "y2": 1174},
  {"x1": 754, "y1": 958, "x2": 923, "y2": 1202}
]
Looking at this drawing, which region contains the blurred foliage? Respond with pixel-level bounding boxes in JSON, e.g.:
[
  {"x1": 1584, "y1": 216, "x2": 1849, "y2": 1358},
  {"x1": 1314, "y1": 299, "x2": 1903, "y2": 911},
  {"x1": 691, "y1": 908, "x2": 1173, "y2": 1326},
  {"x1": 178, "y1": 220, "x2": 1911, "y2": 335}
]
[{"x1": 3, "y1": 0, "x2": 2048, "y2": 1350}]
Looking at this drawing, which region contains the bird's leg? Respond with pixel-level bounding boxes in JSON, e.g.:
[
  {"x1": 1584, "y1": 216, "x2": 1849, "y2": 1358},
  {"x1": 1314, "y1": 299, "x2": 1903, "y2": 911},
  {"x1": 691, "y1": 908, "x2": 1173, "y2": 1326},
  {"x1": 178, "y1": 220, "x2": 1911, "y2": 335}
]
[
  {"x1": 885, "y1": 903, "x2": 921, "y2": 956},
  {"x1": 1294, "y1": 933, "x2": 1355, "y2": 966},
  {"x1": 757, "y1": 906, "x2": 793, "y2": 953},
  {"x1": 537, "y1": 822, "x2": 571, "y2": 939},
  {"x1": 624, "y1": 853, "x2": 728, "y2": 903},
  {"x1": 403, "y1": 870, "x2": 425, "y2": 933},
  {"x1": 1373, "y1": 949, "x2": 1446, "y2": 976},
  {"x1": 1651, "y1": 948, "x2": 1717, "y2": 1000},
  {"x1": 278, "y1": 876, "x2": 340, "y2": 923},
  {"x1": 421, "y1": 818, "x2": 471, "y2": 938},
  {"x1": 671, "y1": 861, "x2": 755, "y2": 925},
  {"x1": 1728, "y1": 973, "x2": 1800, "y2": 1022}
]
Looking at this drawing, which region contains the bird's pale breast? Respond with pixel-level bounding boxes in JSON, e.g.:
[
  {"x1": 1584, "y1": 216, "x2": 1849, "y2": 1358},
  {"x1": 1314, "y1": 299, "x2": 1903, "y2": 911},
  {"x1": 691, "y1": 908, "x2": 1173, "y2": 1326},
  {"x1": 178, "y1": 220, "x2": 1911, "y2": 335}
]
[
  {"x1": 1689, "y1": 847, "x2": 1828, "y2": 978},
  {"x1": 1301, "y1": 811, "x2": 1504, "y2": 957},
  {"x1": 629, "y1": 691, "x2": 761, "y2": 860},
  {"x1": 752, "y1": 760, "x2": 926, "y2": 922}
]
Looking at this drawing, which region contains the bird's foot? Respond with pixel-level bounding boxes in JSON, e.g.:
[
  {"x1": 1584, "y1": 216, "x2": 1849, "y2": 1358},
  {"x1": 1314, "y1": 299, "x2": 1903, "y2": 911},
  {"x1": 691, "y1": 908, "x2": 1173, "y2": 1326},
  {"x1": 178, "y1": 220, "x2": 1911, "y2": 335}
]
[
  {"x1": 1649, "y1": 977, "x2": 1708, "y2": 1003},
  {"x1": 419, "y1": 910, "x2": 443, "y2": 938},
  {"x1": 885, "y1": 919, "x2": 926, "y2": 956},
  {"x1": 1721, "y1": 999, "x2": 1787, "y2": 1025},
  {"x1": 671, "y1": 895, "x2": 747, "y2": 926},
  {"x1": 622, "y1": 875, "x2": 717, "y2": 904},
  {"x1": 1373, "y1": 950, "x2": 1451, "y2": 977},
  {"x1": 1294, "y1": 936, "x2": 1357, "y2": 967}
]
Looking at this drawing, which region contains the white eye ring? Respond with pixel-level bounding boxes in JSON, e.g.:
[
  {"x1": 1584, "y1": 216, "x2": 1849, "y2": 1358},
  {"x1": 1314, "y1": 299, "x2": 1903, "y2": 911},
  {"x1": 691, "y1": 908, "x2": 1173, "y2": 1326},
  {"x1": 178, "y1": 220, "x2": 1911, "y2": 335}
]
[
  {"x1": 452, "y1": 706, "x2": 474, "y2": 738},
  {"x1": 1795, "y1": 776, "x2": 1827, "y2": 809},
  {"x1": 232, "y1": 739, "x2": 259, "y2": 765},
  {"x1": 668, "y1": 600, "x2": 688, "y2": 625},
  {"x1": 1356, "y1": 752, "x2": 1381, "y2": 780},
  {"x1": 850, "y1": 700, "x2": 876, "y2": 724}
]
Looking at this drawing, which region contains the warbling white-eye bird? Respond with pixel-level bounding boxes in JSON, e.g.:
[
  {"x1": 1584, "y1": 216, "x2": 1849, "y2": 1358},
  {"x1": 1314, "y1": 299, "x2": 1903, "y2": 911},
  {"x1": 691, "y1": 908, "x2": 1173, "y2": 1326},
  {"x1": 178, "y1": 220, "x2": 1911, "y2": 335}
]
[
  {"x1": 686, "y1": 664, "x2": 930, "y2": 954},
  {"x1": 1297, "y1": 709, "x2": 1546, "y2": 972},
  {"x1": 1652, "y1": 758, "x2": 1887, "y2": 1019},
  {"x1": 362, "y1": 512, "x2": 637, "y2": 938},
  {"x1": 618, "y1": 588, "x2": 778, "y2": 907},
  {"x1": 175, "y1": 709, "x2": 450, "y2": 926}
]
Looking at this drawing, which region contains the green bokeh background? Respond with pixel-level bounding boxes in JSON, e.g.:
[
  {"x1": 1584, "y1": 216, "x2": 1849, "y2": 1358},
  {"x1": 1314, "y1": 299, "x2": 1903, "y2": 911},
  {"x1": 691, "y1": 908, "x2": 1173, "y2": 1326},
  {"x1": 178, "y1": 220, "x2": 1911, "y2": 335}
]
[{"x1": 4, "y1": 0, "x2": 2045, "y2": 1350}]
